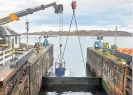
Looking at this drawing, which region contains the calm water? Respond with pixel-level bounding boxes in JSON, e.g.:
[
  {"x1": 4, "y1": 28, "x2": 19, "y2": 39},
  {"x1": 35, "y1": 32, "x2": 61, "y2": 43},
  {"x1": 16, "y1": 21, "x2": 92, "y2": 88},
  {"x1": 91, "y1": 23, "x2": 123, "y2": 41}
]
[{"x1": 21, "y1": 35, "x2": 133, "y2": 95}]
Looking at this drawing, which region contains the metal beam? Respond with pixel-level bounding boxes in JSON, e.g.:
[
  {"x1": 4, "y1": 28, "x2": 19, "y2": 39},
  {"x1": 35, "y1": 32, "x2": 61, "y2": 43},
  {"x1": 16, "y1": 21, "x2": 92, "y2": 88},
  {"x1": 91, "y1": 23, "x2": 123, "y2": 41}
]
[
  {"x1": 10, "y1": 49, "x2": 33, "y2": 68},
  {"x1": 42, "y1": 77, "x2": 104, "y2": 92}
]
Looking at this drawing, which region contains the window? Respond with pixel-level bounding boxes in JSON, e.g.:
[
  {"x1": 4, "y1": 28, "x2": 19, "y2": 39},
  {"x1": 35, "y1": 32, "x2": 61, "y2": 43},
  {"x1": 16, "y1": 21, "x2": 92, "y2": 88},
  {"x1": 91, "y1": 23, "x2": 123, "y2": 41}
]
[{"x1": 15, "y1": 37, "x2": 17, "y2": 44}]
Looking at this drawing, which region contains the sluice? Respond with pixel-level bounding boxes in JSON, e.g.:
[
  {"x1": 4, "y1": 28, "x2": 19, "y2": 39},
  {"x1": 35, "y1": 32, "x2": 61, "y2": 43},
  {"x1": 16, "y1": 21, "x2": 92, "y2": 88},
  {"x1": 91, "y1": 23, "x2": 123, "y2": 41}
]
[{"x1": 41, "y1": 77, "x2": 104, "y2": 93}]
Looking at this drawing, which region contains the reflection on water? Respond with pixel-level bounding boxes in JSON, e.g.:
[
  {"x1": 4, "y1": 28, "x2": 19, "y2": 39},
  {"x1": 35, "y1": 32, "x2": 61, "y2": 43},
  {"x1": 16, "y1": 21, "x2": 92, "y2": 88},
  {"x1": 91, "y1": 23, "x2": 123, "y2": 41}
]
[
  {"x1": 39, "y1": 90, "x2": 107, "y2": 95},
  {"x1": 41, "y1": 92, "x2": 93, "y2": 95}
]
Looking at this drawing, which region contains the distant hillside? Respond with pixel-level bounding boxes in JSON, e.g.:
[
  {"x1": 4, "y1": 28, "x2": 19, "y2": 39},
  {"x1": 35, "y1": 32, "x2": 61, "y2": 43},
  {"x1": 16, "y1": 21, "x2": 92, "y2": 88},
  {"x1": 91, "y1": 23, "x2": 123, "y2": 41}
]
[{"x1": 22, "y1": 30, "x2": 132, "y2": 36}]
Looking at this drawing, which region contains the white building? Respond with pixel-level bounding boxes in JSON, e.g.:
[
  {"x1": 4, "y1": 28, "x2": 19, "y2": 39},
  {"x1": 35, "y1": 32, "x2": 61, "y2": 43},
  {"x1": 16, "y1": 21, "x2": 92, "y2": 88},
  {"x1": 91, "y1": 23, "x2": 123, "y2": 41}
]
[{"x1": 0, "y1": 26, "x2": 21, "y2": 66}]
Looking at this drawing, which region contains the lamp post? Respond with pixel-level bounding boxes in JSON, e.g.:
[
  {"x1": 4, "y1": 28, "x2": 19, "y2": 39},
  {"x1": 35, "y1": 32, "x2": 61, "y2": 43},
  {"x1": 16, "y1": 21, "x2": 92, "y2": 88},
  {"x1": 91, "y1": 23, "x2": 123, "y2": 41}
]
[
  {"x1": 26, "y1": 16, "x2": 29, "y2": 50},
  {"x1": 11, "y1": 38, "x2": 14, "y2": 60}
]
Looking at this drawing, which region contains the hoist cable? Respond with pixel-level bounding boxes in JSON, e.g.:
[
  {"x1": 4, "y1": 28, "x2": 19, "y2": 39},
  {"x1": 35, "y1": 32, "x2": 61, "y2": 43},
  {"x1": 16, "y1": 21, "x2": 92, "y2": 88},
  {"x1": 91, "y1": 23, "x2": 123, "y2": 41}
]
[
  {"x1": 55, "y1": 52, "x2": 61, "y2": 63},
  {"x1": 73, "y1": 15, "x2": 86, "y2": 68},
  {"x1": 61, "y1": 0, "x2": 86, "y2": 71},
  {"x1": 55, "y1": 14, "x2": 61, "y2": 63},
  {"x1": 59, "y1": 13, "x2": 62, "y2": 62},
  {"x1": 61, "y1": 12, "x2": 66, "y2": 63},
  {"x1": 59, "y1": 13, "x2": 62, "y2": 45},
  {"x1": 55, "y1": 12, "x2": 65, "y2": 63},
  {"x1": 61, "y1": 15, "x2": 74, "y2": 59}
]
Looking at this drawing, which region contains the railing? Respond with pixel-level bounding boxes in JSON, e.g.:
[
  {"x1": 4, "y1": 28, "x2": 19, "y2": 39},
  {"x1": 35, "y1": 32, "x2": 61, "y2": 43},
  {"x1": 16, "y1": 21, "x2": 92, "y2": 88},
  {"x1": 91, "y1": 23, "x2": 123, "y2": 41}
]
[
  {"x1": 0, "y1": 48, "x2": 13, "y2": 66},
  {"x1": 100, "y1": 47, "x2": 132, "y2": 63}
]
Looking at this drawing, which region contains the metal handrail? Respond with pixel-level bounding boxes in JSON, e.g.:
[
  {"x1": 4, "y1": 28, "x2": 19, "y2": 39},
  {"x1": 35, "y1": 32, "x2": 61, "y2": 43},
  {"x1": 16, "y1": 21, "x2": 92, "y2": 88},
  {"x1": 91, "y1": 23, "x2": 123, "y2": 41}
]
[
  {"x1": 100, "y1": 47, "x2": 132, "y2": 63},
  {"x1": 0, "y1": 48, "x2": 14, "y2": 65}
]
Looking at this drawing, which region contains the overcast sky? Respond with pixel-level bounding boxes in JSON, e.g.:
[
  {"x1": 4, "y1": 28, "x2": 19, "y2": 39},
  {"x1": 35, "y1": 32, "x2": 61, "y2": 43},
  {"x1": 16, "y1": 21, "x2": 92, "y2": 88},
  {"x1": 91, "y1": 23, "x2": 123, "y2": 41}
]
[{"x1": 0, "y1": 0, "x2": 132, "y2": 33}]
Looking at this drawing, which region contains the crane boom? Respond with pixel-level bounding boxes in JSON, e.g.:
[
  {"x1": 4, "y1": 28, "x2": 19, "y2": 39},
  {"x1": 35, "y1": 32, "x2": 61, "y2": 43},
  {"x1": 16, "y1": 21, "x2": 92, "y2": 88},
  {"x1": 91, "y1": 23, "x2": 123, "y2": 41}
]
[{"x1": 0, "y1": 2, "x2": 63, "y2": 25}]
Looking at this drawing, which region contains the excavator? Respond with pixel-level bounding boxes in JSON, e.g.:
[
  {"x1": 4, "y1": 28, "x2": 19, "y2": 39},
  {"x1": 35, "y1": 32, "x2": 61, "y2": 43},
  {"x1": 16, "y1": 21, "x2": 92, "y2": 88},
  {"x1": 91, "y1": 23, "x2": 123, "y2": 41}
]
[{"x1": 0, "y1": 2, "x2": 63, "y2": 46}]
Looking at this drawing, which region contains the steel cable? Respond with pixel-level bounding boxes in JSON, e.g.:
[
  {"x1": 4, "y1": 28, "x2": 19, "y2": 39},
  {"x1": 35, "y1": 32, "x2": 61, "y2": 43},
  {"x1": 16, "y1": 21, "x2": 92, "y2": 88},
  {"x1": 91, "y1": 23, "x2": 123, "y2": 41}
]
[
  {"x1": 61, "y1": 15, "x2": 74, "y2": 58},
  {"x1": 73, "y1": 14, "x2": 86, "y2": 68},
  {"x1": 61, "y1": 13, "x2": 86, "y2": 71}
]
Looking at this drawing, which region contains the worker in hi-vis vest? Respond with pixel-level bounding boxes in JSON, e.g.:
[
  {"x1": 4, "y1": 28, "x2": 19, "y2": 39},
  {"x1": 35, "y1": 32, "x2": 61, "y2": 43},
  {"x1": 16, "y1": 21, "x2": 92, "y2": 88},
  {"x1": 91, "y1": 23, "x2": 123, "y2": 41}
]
[
  {"x1": 94, "y1": 41, "x2": 102, "y2": 49},
  {"x1": 43, "y1": 37, "x2": 49, "y2": 47}
]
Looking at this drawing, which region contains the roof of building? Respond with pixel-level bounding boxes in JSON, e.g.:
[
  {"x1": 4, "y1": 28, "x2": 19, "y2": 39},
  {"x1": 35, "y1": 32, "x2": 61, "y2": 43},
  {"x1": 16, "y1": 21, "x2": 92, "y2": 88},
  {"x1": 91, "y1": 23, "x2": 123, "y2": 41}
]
[{"x1": 0, "y1": 26, "x2": 21, "y2": 37}]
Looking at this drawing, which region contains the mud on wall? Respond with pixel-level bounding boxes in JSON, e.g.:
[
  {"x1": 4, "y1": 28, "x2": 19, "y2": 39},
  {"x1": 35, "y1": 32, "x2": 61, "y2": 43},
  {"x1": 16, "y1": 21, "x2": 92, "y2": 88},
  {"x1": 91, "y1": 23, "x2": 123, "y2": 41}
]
[
  {"x1": 28, "y1": 45, "x2": 53, "y2": 95},
  {"x1": 86, "y1": 48, "x2": 126, "y2": 95}
]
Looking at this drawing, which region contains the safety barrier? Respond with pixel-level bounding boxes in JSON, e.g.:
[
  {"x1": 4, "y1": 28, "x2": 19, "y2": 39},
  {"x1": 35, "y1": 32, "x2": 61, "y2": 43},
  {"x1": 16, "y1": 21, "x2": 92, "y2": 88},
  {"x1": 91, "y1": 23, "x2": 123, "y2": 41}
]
[{"x1": 0, "y1": 48, "x2": 13, "y2": 66}]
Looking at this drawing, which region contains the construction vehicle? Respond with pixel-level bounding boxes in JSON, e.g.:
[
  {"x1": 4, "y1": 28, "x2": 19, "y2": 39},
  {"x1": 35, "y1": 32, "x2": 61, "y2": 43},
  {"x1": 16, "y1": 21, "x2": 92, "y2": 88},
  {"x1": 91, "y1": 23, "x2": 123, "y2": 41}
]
[
  {"x1": 0, "y1": 2, "x2": 63, "y2": 47},
  {"x1": 0, "y1": 2, "x2": 63, "y2": 94},
  {"x1": 0, "y1": 2, "x2": 63, "y2": 25}
]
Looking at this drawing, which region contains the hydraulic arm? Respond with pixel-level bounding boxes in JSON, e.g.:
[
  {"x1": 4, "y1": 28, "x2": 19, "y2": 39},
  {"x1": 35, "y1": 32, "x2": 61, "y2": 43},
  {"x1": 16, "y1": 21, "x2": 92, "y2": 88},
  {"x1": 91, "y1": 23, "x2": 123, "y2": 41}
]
[{"x1": 0, "y1": 2, "x2": 63, "y2": 25}]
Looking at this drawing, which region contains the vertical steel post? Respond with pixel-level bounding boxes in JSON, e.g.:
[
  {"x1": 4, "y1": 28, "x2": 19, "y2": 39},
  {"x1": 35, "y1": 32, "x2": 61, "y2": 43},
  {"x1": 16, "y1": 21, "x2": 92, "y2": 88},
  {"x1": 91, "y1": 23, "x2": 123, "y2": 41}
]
[
  {"x1": 11, "y1": 38, "x2": 14, "y2": 59},
  {"x1": 115, "y1": 26, "x2": 117, "y2": 46},
  {"x1": 26, "y1": 16, "x2": 29, "y2": 50}
]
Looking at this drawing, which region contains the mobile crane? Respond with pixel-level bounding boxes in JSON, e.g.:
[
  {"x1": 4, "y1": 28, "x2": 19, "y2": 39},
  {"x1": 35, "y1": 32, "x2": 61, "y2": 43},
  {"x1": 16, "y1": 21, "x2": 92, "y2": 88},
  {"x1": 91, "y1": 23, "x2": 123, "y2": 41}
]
[
  {"x1": 0, "y1": 2, "x2": 63, "y2": 25},
  {"x1": 0, "y1": 3, "x2": 63, "y2": 94},
  {"x1": 0, "y1": 2, "x2": 63, "y2": 47}
]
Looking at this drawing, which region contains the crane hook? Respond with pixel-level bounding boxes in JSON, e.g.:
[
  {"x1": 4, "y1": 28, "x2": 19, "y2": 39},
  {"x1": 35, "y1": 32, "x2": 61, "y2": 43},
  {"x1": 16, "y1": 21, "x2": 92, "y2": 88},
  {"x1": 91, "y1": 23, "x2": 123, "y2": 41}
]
[{"x1": 71, "y1": 0, "x2": 77, "y2": 15}]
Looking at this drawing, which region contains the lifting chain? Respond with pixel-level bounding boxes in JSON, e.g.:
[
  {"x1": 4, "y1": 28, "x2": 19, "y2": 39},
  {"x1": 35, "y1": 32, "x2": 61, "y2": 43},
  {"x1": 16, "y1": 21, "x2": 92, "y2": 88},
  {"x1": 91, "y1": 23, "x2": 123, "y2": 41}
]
[
  {"x1": 62, "y1": 0, "x2": 86, "y2": 70},
  {"x1": 55, "y1": 11, "x2": 65, "y2": 66}
]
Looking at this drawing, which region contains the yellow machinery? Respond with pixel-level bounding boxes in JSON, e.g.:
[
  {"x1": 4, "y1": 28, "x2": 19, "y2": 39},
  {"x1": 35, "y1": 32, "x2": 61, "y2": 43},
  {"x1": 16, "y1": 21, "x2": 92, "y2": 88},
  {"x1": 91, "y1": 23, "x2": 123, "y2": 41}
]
[
  {"x1": 0, "y1": 2, "x2": 63, "y2": 47},
  {"x1": 0, "y1": 2, "x2": 63, "y2": 25}
]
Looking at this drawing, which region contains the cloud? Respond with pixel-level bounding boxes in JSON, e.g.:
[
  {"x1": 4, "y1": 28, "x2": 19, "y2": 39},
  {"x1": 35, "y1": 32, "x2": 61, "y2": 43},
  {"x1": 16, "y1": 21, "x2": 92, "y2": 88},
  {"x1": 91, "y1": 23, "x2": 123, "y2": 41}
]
[
  {"x1": 0, "y1": 0, "x2": 132, "y2": 33},
  {"x1": 6, "y1": 22, "x2": 132, "y2": 33}
]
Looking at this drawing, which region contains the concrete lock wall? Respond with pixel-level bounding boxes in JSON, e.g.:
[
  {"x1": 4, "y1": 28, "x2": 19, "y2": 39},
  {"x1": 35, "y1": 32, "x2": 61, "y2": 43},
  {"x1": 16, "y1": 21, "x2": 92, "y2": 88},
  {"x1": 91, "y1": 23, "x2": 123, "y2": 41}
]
[
  {"x1": 86, "y1": 48, "x2": 126, "y2": 95},
  {"x1": 28, "y1": 45, "x2": 53, "y2": 95},
  {"x1": 0, "y1": 45, "x2": 53, "y2": 95}
]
